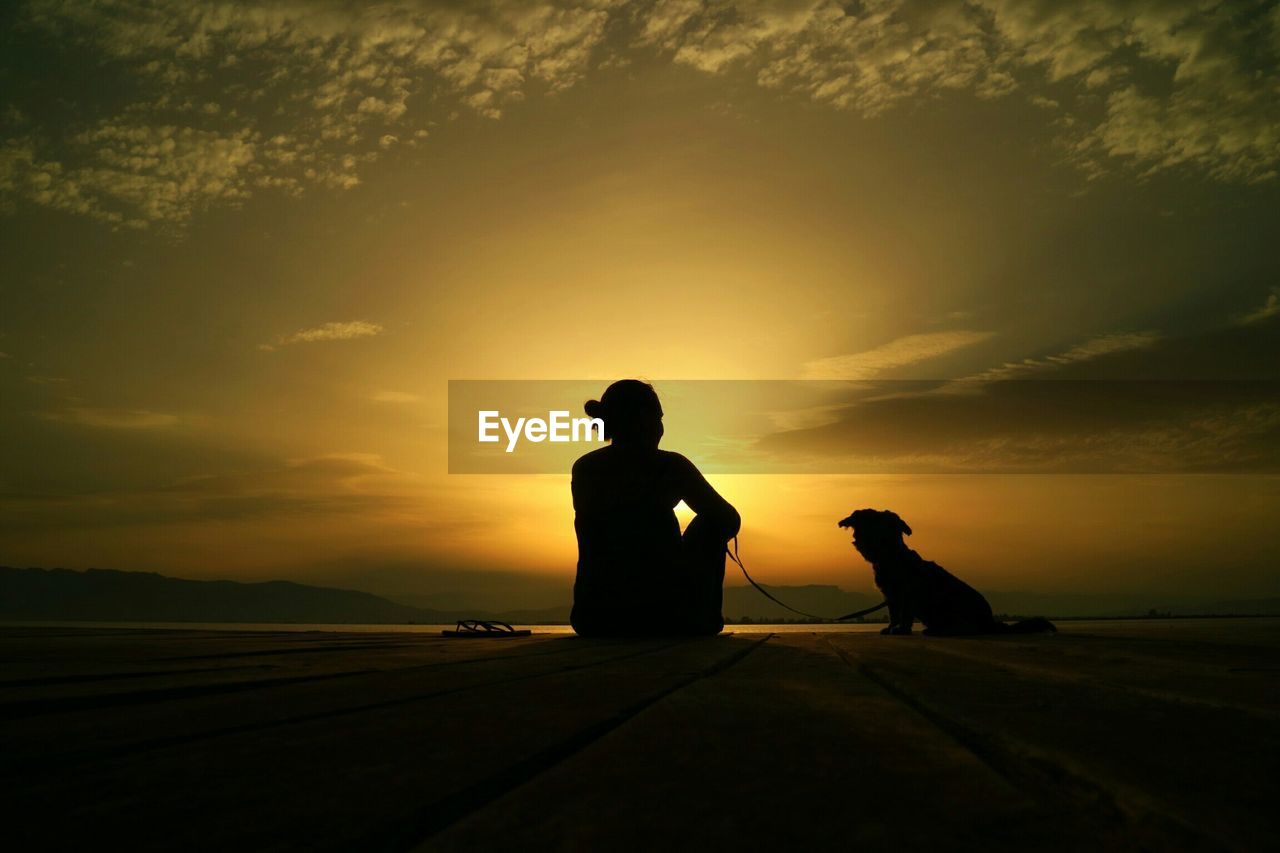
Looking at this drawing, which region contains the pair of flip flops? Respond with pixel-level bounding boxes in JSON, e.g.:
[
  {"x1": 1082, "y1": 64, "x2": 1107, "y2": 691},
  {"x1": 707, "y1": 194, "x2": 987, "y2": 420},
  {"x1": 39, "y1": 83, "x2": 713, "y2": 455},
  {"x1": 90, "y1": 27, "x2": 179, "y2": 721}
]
[{"x1": 441, "y1": 619, "x2": 531, "y2": 638}]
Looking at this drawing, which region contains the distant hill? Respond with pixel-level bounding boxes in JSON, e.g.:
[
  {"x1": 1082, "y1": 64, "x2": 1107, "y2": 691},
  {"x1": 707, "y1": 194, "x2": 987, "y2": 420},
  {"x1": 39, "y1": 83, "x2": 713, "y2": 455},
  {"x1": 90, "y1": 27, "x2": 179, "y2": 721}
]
[
  {"x1": 0, "y1": 566, "x2": 438, "y2": 624},
  {"x1": 487, "y1": 604, "x2": 572, "y2": 623},
  {"x1": 985, "y1": 591, "x2": 1280, "y2": 619},
  {"x1": 1163, "y1": 597, "x2": 1280, "y2": 617},
  {"x1": 722, "y1": 585, "x2": 1280, "y2": 621},
  {"x1": 722, "y1": 583, "x2": 883, "y2": 621},
  {"x1": 2, "y1": 566, "x2": 1275, "y2": 625}
]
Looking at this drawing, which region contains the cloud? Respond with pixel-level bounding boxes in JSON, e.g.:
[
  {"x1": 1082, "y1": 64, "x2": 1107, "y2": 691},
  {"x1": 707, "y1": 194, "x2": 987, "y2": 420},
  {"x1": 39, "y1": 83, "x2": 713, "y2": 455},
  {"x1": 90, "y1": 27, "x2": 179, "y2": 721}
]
[
  {"x1": 638, "y1": 0, "x2": 1280, "y2": 183},
  {"x1": 640, "y1": 0, "x2": 1018, "y2": 112},
  {"x1": 41, "y1": 407, "x2": 182, "y2": 429},
  {"x1": 963, "y1": 331, "x2": 1161, "y2": 383},
  {"x1": 757, "y1": 381, "x2": 1280, "y2": 474},
  {"x1": 2, "y1": 0, "x2": 1277, "y2": 231},
  {"x1": 370, "y1": 390, "x2": 422, "y2": 403},
  {"x1": 757, "y1": 320, "x2": 1280, "y2": 473},
  {"x1": 260, "y1": 320, "x2": 384, "y2": 351},
  {"x1": 803, "y1": 330, "x2": 994, "y2": 379},
  {"x1": 0, "y1": 450, "x2": 423, "y2": 531},
  {"x1": 4, "y1": 124, "x2": 256, "y2": 228},
  {"x1": 985, "y1": 1, "x2": 1280, "y2": 183},
  {"x1": 1240, "y1": 288, "x2": 1280, "y2": 326},
  {"x1": 4, "y1": 0, "x2": 620, "y2": 227},
  {"x1": 0, "y1": 142, "x2": 35, "y2": 210}
]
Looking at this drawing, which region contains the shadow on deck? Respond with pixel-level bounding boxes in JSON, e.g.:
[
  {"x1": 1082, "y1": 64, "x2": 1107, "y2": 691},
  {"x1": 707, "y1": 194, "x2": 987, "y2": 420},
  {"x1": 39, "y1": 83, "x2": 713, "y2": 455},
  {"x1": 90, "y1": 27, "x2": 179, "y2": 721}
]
[{"x1": 2, "y1": 619, "x2": 1276, "y2": 851}]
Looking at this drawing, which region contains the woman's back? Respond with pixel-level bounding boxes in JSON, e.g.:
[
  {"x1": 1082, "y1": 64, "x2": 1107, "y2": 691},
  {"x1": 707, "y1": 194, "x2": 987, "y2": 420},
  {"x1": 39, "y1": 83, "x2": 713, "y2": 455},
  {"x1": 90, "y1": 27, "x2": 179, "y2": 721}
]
[{"x1": 570, "y1": 446, "x2": 685, "y2": 632}]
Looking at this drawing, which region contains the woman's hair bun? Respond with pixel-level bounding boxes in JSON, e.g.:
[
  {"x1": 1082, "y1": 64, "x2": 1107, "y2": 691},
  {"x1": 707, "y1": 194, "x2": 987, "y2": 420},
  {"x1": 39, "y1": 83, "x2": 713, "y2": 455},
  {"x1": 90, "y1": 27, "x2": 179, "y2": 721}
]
[{"x1": 584, "y1": 399, "x2": 605, "y2": 419}]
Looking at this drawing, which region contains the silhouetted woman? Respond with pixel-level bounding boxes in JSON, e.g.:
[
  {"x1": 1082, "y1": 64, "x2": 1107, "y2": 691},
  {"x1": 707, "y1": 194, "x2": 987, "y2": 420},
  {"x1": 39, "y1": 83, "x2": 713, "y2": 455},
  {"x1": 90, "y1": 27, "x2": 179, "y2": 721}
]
[{"x1": 570, "y1": 380, "x2": 740, "y2": 637}]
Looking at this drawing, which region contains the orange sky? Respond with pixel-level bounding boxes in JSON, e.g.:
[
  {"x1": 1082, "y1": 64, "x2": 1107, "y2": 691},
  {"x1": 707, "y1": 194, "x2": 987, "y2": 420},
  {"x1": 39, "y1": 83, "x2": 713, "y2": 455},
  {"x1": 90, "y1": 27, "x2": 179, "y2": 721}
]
[{"x1": 1, "y1": 0, "x2": 1278, "y2": 610}]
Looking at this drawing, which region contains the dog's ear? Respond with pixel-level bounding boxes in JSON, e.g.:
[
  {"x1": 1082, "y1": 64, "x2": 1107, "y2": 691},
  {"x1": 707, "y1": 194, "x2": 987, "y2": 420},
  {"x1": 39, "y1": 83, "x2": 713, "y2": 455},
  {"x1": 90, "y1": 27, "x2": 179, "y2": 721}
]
[{"x1": 885, "y1": 511, "x2": 911, "y2": 536}]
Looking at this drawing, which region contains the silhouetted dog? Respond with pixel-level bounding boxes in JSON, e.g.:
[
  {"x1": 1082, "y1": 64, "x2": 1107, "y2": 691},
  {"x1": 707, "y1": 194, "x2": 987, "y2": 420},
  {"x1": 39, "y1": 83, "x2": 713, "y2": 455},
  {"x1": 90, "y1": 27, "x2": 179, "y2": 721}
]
[{"x1": 838, "y1": 509, "x2": 1055, "y2": 636}]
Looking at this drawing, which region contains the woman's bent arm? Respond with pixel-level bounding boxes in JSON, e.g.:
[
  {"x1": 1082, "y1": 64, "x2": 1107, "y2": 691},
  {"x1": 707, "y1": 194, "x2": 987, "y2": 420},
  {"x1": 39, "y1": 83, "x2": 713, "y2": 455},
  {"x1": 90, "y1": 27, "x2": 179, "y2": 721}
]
[{"x1": 672, "y1": 454, "x2": 740, "y2": 536}]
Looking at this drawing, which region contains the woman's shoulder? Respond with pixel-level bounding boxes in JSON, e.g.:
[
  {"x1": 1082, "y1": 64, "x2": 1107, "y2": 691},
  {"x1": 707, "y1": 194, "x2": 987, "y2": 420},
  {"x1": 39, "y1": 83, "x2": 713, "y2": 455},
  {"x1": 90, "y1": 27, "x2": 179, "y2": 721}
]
[
  {"x1": 656, "y1": 449, "x2": 696, "y2": 471},
  {"x1": 571, "y1": 445, "x2": 613, "y2": 475},
  {"x1": 571, "y1": 447, "x2": 691, "y2": 478}
]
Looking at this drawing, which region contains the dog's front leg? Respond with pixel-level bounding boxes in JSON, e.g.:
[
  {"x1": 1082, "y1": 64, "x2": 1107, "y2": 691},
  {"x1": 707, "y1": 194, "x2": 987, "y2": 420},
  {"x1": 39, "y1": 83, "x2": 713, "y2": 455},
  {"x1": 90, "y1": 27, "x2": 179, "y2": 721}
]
[
  {"x1": 882, "y1": 600, "x2": 913, "y2": 635},
  {"x1": 885, "y1": 616, "x2": 913, "y2": 635},
  {"x1": 880, "y1": 599, "x2": 900, "y2": 634},
  {"x1": 890, "y1": 595, "x2": 915, "y2": 635}
]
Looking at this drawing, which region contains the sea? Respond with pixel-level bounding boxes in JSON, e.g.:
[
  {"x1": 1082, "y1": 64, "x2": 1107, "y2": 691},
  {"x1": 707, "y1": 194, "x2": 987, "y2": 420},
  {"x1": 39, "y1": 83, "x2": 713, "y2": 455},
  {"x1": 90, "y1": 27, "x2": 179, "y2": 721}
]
[{"x1": 1, "y1": 620, "x2": 888, "y2": 635}]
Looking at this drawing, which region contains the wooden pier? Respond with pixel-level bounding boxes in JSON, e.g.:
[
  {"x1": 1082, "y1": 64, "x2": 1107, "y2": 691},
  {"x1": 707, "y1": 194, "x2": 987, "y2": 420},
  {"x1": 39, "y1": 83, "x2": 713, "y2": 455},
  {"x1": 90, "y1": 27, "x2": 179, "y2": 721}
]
[{"x1": 3, "y1": 619, "x2": 1276, "y2": 851}]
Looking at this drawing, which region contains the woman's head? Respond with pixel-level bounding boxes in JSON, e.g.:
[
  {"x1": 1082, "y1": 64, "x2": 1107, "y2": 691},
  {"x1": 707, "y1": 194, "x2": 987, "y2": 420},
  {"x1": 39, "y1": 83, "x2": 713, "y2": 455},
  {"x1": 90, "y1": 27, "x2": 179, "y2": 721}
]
[{"x1": 585, "y1": 380, "x2": 663, "y2": 447}]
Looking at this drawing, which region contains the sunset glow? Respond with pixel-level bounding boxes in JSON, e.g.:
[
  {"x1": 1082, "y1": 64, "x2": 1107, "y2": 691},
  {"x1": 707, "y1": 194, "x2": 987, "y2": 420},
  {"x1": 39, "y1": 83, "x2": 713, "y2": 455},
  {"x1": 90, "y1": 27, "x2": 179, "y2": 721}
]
[{"x1": 2, "y1": 0, "x2": 1278, "y2": 614}]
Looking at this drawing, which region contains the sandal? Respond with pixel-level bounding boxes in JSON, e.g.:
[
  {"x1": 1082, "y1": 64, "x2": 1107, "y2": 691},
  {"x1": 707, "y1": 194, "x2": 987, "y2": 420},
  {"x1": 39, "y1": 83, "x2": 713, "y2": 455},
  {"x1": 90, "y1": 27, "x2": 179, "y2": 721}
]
[{"x1": 441, "y1": 619, "x2": 532, "y2": 638}]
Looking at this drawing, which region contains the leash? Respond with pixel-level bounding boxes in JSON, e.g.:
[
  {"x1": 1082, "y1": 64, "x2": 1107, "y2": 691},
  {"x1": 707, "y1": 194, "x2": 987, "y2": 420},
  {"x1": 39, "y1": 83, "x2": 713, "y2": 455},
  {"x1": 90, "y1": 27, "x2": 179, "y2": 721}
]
[{"x1": 727, "y1": 536, "x2": 887, "y2": 622}]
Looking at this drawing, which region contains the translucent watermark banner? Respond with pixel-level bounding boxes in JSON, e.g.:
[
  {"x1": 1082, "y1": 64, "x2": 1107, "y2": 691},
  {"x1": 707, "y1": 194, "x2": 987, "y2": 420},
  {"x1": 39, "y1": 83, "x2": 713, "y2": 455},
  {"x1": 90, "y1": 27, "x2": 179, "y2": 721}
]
[{"x1": 447, "y1": 380, "x2": 1280, "y2": 474}]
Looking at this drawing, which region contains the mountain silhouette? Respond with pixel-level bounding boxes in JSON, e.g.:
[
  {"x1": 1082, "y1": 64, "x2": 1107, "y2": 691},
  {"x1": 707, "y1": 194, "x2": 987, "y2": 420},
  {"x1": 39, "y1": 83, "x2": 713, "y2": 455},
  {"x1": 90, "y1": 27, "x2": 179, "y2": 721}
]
[
  {"x1": 1, "y1": 566, "x2": 443, "y2": 624},
  {"x1": 2, "y1": 566, "x2": 1275, "y2": 624}
]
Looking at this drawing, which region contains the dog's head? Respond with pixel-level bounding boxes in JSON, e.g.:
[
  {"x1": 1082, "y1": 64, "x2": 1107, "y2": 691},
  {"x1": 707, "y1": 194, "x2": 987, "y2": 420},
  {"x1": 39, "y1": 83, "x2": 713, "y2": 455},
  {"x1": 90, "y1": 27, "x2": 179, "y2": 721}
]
[{"x1": 837, "y1": 509, "x2": 911, "y2": 563}]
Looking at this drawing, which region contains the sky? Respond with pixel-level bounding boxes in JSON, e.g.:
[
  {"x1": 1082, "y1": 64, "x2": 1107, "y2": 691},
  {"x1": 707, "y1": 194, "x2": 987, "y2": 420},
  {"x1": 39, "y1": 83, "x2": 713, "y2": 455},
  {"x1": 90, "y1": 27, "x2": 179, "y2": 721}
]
[{"x1": 1, "y1": 0, "x2": 1278, "y2": 612}]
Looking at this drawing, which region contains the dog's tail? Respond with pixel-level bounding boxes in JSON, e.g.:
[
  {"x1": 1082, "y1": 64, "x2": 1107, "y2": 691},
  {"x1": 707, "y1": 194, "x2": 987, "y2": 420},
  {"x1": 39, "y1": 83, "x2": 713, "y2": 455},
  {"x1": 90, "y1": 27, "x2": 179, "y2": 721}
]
[{"x1": 994, "y1": 616, "x2": 1057, "y2": 634}]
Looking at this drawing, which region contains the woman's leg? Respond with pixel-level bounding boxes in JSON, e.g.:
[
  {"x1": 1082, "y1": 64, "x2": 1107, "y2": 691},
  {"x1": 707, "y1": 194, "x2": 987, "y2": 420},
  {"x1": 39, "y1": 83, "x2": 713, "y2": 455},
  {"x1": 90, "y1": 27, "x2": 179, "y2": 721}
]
[{"x1": 678, "y1": 514, "x2": 732, "y2": 635}]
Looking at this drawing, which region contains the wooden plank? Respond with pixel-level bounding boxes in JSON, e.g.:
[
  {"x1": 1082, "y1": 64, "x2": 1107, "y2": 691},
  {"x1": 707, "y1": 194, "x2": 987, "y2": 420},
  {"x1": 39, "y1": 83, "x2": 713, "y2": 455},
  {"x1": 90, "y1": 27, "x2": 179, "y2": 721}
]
[
  {"x1": 0, "y1": 635, "x2": 667, "y2": 772},
  {"x1": 6, "y1": 622, "x2": 1274, "y2": 851},
  {"x1": 0, "y1": 633, "x2": 573, "y2": 705},
  {"x1": 425, "y1": 632, "x2": 1107, "y2": 853},
  {"x1": 873, "y1": 626, "x2": 1280, "y2": 717},
  {"x1": 0, "y1": 627, "x2": 511, "y2": 683},
  {"x1": 831, "y1": 628, "x2": 1278, "y2": 850},
  {"x1": 8, "y1": 634, "x2": 759, "y2": 851}
]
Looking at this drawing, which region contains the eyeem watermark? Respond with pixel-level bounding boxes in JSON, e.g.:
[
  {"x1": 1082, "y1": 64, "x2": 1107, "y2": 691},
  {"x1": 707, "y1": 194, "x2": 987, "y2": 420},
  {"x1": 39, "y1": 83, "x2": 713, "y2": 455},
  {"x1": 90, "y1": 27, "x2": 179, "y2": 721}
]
[
  {"x1": 450, "y1": 379, "x2": 1280, "y2": 474},
  {"x1": 478, "y1": 410, "x2": 604, "y2": 453}
]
